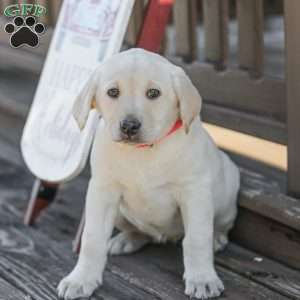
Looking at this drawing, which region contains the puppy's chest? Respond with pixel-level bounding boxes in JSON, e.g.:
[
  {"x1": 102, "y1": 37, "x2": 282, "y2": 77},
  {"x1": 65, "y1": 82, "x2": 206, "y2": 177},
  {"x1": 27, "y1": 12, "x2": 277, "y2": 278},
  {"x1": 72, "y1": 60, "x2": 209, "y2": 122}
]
[
  {"x1": 123, "y1": 181, "x2": 177, "y2": 212},
  {"x1": 119, "y1": 161, "x2": 180, "y2": 224},
  {"x1": 121, "y1": 184, "x2": 181, "y2": 240},
  {"x1": 110, "y1": 150, "x2": 183, "y2": 236}
]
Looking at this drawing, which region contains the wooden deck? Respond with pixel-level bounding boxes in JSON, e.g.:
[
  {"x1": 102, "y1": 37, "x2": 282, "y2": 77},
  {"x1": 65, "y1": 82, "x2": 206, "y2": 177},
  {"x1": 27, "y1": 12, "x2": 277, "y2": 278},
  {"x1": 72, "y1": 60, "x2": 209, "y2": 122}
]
[
  {"x1": 0, "y1": 68, "x2": 300, "y2": 300},
  {"x1": 1, "y1": 137, "x2": 300, "y2": 299}
]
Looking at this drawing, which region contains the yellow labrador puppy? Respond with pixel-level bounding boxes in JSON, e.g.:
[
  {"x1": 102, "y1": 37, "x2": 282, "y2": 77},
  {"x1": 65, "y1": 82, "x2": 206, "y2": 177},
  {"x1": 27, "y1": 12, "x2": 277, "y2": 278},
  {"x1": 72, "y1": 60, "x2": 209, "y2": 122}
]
[{"x1": 58, "y1": 48, "x2": 240, "y2": 299}]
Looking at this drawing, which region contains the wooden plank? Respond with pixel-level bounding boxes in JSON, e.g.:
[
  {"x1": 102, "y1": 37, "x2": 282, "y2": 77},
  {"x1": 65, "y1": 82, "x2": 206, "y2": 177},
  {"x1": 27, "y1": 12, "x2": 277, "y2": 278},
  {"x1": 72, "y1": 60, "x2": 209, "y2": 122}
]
[
  {"x1": 170, "y1": 59, "x2": 286, "y2": 122},
  {"x1": 0, "y1": 248, "x2": 156, "y2": 300},
  {"x1": 137, "y1": 0, "x2": 173, "y2": 52},
  {"x1": 239, "y1": 184, "x2": 300, "y2": 232},
  {"x1": 284, "y1": 1, "x2": 300, "y2": 198},
  {"x1": 232, "y1": 163, "x2": 300, "y2": 270},
  {"x1": 0, "y1": 277, "x2": 28, "y2": 300},
  {"x1": 230, "y1": 150, "x2": 287, "y2": 189},
  {"x1": 203, "y1": 0, "x2": 228, "y2": 69},
  {"x1": 231, "y1": 208, "x2": 300, "y2": 271},
  {"x1": 217, "y1": 243, "x2": 300, "y2": 300},
  {"x1": 173, "y1": 0, "x2": 197, "y2": 62},
  {"x1": 202, "y1": 102, "x2": 287, "y2": 144},
  {"x1": 119, "y1": 244, "x2": 291, "y2": 300},
  {"x1": 125, "y1": 0, "x2": 145, "y2": 46},
  {"x1": 0, "y1": 202, "x2": 289, "y2": 300},
  {"x1": 0, "y1": 169, "x2": 290, "y2": 300},
  {"x1": 0, "y1": 207, "x2": 158, "y2": 300},
  {"x1": 153, "y1": 242, "x2": 300, "y2": 300},
  {"x1": 237, "y1": 0, "x2": 264, "y2": 77}
]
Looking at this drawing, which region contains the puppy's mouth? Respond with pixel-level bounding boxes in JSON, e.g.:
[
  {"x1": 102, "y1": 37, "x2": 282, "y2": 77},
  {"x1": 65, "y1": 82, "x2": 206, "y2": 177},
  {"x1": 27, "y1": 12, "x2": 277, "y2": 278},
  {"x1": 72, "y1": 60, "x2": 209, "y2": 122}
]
[{"x1": 114, "y1": 134, "x2": 144, "y2": 145}]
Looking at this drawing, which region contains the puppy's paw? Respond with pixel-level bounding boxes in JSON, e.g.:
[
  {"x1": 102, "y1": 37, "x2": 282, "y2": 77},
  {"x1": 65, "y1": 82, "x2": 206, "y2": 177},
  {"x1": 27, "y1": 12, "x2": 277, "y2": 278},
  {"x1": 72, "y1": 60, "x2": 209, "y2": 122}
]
[
  {"x1": 214, "y1": 233, "x2": 228, "y2": 253},
  {"x1": 184, "y1": 272, "x2": 224, "y2": 299},
  {"x1": 108, "y1": 231, "x2": 150, "y2": 255},
  {"x1": 57, "y1": 270, "x2": 101, "y2": 299}
]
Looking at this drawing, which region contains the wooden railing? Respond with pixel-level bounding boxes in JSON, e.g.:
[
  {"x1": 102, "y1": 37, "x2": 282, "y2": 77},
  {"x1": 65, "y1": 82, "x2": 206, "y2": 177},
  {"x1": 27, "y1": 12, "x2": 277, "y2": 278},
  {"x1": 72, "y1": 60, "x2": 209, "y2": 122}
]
[
  {"x1": 126, "y1": 1, "x2": 286, "y2": 144},
  {"x1": 1, "y1": 0, "x2": 299, "y2": 197},
  {"x1": 284, "y1": 0, "x2": 300, "y2": 198},
  {"x1": 237, "y1": 0, "x2": 264, "y2": 77}
]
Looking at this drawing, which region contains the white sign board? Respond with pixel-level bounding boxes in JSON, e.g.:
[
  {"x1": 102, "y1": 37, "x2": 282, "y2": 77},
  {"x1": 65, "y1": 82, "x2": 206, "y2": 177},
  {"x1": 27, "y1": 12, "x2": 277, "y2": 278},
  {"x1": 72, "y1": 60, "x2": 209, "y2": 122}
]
[{"x1": 21, "y1": 0, "x2": 135, "y2": 182}]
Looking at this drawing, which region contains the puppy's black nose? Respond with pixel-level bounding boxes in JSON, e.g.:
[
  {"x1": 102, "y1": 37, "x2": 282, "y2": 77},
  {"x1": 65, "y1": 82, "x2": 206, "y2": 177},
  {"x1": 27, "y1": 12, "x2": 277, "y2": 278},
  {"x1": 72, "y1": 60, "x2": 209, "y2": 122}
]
[{"x1": 120, "y1": 117, "x2": 141, "y2": 137}]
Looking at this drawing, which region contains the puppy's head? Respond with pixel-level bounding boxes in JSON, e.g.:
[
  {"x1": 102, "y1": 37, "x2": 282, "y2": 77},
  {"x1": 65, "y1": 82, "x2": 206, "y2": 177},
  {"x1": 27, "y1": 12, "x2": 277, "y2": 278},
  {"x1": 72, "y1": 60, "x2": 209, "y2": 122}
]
[{"x1": 73, "y1": 48, "x2": 202, "y2": 144}]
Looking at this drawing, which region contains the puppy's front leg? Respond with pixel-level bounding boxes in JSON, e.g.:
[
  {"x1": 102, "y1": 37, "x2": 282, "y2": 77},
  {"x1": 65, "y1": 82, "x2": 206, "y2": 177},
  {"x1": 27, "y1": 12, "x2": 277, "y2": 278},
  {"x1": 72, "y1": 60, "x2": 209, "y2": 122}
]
[
  {"x1": 179, "y1": 187, "x2": 224, "y2": 299},
  {"x1": 58, "y1": 179, "x2": 120, "y2": 299}
]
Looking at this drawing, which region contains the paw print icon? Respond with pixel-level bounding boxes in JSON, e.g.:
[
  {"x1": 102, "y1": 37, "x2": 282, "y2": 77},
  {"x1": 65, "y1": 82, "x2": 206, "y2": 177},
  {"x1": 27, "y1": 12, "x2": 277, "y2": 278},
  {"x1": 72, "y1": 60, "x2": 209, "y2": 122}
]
[{"x1": 4, "y1": 16, "x2": 45, "y2": 48}]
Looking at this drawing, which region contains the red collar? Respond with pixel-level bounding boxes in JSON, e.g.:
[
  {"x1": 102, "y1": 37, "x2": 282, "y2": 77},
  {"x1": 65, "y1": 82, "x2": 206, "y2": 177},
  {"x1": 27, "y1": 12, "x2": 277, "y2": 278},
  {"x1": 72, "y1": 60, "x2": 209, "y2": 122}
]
[{"x1": 136, "y1": 119, "x2": 183, "y2": 148}]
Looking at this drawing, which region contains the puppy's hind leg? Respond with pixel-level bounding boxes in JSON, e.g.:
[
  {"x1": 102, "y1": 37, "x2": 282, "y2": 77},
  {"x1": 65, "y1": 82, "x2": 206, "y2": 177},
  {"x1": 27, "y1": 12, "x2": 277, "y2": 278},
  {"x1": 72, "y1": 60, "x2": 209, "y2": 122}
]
[
  {"x1": 108, "y1": 214, "x2": 151, "y2": 255},
  {"x1": 214, "y1": 231, "x2": 229, "y2": 253},
  {"x1": 214, "y1": 214, "x2": 236, "y2": 253},
  {"x1": 108, "y1": 231, "x2": 151, "y2": 255}
]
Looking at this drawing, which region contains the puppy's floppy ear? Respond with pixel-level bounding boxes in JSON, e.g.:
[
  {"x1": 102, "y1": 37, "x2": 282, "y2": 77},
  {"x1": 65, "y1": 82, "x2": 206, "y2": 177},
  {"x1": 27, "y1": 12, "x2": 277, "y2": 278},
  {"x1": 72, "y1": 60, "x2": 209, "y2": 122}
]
[
  {"x1": 172, "y1": 66, "x2": 202, "y2": 133},
  {"x1": 72, "y1": 69, "x2": 100, "y2": 130}
]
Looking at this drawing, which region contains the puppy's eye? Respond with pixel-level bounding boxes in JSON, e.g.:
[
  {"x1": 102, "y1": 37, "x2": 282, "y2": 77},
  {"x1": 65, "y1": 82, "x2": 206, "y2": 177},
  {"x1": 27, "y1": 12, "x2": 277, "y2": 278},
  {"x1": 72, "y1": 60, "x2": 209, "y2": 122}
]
[
  {"x1": 107, "y1": 88, "x2": 120, "y2": 98},
  {"x1": 146, "y1": 88, "x2": 160, "y2": 100}
]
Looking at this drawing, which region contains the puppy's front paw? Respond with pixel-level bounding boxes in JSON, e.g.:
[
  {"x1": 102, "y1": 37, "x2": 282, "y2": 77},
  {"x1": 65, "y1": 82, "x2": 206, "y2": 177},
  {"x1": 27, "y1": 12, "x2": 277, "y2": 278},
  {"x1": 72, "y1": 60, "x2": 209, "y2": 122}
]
[
  {"x1": 184, "y1": 272, "x2": 224, "y2": 299},
  {"x1": 57, "y1": 270, "x2": 101, "y2": 299}
]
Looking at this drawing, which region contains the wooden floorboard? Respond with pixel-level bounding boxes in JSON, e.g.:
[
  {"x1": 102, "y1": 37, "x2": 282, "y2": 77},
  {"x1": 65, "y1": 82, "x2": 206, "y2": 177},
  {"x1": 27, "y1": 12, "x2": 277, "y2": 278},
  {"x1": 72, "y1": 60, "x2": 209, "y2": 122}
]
[
  {"x1": 0, "y1": 276, "x2": 27, "y2": 300},
  {"x1": 0, "y1": 191, "x2": 293, "y2": 300},
  {"x1": 218, "y1": 243, "x2": 300, "y2": 299},
  {"x1": 0, "y1": 196, "x2": 157, "y2": 300},
  {"x1": 0, "y1": 154, "x2": 299, "y2": 299}
]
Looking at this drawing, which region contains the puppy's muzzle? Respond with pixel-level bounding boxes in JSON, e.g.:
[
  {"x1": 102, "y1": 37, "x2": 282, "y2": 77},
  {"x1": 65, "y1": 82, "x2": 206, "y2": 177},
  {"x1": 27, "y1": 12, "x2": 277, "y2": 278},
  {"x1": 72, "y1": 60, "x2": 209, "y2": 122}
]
[{"x1": 120, "y1": 116, "x2": 141, "y2": 140}]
